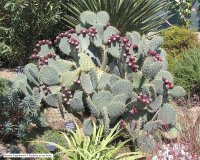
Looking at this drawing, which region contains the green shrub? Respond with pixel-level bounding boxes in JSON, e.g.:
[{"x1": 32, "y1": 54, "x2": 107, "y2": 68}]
[
  {"x1": 32, "y1": 122, "x2": 145, "y2": 160},
  {"x1": 0, "y1": 0, "x2": 64, "y2": 67},
  {"x1": 160, "y1": 26, "x2": 199, "y2": 70},
  {"x1": 0, "y1": 77, "x2": 10, "y2": 96},
  {"x1": 172, "y1": 48, "x2": 200, "y2": 93}
]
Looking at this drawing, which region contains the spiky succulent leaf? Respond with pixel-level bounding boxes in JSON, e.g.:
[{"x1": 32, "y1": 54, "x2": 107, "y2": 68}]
[{"x1": 20, "y1": 96, "x2": 38, "y2": 117}]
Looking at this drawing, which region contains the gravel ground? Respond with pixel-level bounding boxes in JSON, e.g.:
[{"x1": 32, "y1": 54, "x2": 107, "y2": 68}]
[{"x1": 151, "y1": 143, "x2": 200, "y2": 160}]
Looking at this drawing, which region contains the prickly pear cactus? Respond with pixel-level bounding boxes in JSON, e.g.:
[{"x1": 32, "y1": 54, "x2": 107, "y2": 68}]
[{"x1": 8, "y1": 10, "x2": 187, "y2": 152}]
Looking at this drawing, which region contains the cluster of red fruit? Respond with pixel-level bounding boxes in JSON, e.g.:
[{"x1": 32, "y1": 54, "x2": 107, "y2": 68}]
[
  {"x1": 121, "y1": 37, "x2": 131, "y2": 56},
  {"x1": 68, "y1": 38, "x2": 80, "y2": 50},
  {"x1": 77, "y1": 27, "x2": 98, "y2": 37},
  {"x1": 38, "y1": 52, "x2": 57, "y2": 66},
  {"x1": 137, "y1": 93, "x2": 153, "y2": 105},
  {"x1": 39, "y1": 85, "x2": 51, "y2": 95},
  {"x1": 130, "y1": 107, "x2": 138, "y2": 115},
  {"x1": 30, "y1": 40, "x2": 53, "y2": 60},
  {"x1": 120, "y1": 120, "x2": 128, "y2": 128},
  {"x1": 120, "y1": 37, "x2": 139, "y2": 72},
  {"x1": 126, "y1": 56, "x2": 139, "y2": 72},
  {"x1": 148, "y1": 50, "x2": 162, "y2": 62},
  {"x1": 120, "y1": 119, "x2": 138, "y2": 129},
  {"x1": 105, "y1": 33, "x2": 121, "y2": 45},
  {"x1": 162, "y1": 77, "x2": 174, "y2": 89},
  {"x1": 61, "y1": 85, "x2": 73, "y2": 105},
  {"x1": 54, "y1": 28, "x2": 76, "y2": 44},
  {"x1": 73, "y1": 79, "x2": 81, "y2": 85},
  {"x1": 36, "y1": 40, "x2": 52, "y2": 48}
]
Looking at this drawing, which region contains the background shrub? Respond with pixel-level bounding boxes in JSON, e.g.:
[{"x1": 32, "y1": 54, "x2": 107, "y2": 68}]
[
  {"x1": 160, "y1": 26, "x2": 199, "y2": 70},
  {"x1": 61, "y1": 0, "x2": 170, "y2": 34},
  {"x1": 0, "y1": 77, "x2": 10, "y2": 96},
  {"x1": 0, "y1": 0, "x2": 65, "y2": 67},
  {"x1": 172, "y1": 48, "x2": 200, "y2": 93}
]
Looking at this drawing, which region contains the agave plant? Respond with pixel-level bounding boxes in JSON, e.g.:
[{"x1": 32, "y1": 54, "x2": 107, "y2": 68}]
[
  {"x1": 61, "y1": 0, "x2": 170, "y2": 34},
  {"x1": 32, "y1": 122, "x2": 145, "y2": 160}
]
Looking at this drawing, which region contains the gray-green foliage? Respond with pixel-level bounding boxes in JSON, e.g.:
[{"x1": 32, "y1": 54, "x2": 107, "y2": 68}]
[
  {"x1": 0, "y1": 90, "x2": 41, "y2": 139},
  {"x1": 8, "y1": 11, "x2": 187, "y2": 152}
]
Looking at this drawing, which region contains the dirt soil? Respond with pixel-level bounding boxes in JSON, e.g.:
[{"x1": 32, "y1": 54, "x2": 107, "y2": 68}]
[{"x1": 0, "y1": 69, "x2": 16, "y2": 80}]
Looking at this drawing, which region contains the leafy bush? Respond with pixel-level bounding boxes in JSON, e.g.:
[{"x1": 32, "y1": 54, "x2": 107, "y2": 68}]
[
  {"x1": 172, "y1": 48, "x2": 200, "y2": 93},
  {"x1": 0, "y1": 77, "x2": 10, "y2": 96},
  {"x1": 9, "y1": 11, "x2": 186, "y2": 152},
  {"x1": 160, "y1": 26, "x2": 199, "y2": 70},
  {"x1": 61, "y1": 0, "x2": 170, "y2": 34},
  {"x1": 32, "y1": 122, "x2": 145, "y2": 160},
  {"x1": 0, "y1": 0, "x2": 64, "y2": 67}
]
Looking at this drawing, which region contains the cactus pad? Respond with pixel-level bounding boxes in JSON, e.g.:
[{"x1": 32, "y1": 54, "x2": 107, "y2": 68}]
[
  {"x1": 158, "y1": 103, "x2": 176, "y2": 125},
  {"x1": 44, "y1": 94, "x2": 60, "y2": 108},
  {"x1": 39, "y1": 66, "x2": 60, "y2": 86},
  {"x1": 168, "y1": 86, "x2": 186, "y2": 98}
]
